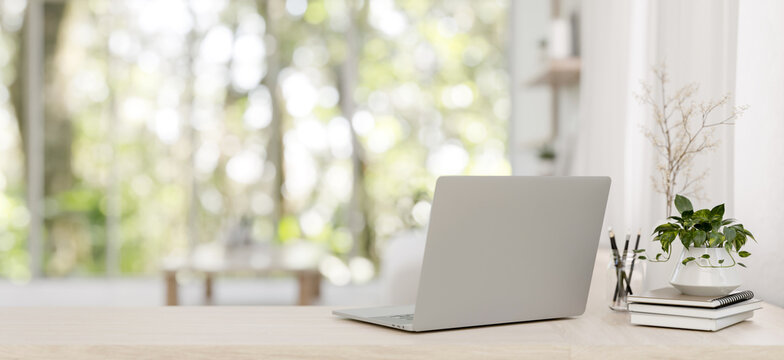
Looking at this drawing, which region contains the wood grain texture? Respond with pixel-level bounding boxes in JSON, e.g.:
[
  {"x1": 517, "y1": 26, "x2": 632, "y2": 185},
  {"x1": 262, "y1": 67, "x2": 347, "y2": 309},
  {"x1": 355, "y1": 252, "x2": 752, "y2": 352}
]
[
  {"x1": 0, "y1": 305, "x2": 783, "y2": 359},
  {"x1": 2, "y1": 250, "x2": 782, "y2": 359},
  {"x1": 0, "y1": 345, "x2": 571, "y2": 360}
]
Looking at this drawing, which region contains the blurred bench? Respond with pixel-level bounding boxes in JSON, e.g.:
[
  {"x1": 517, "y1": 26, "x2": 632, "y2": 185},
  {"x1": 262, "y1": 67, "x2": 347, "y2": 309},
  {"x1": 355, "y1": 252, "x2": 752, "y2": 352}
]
[{"x1": 162, "y1": 242, "x2": 322, "y2": 305}]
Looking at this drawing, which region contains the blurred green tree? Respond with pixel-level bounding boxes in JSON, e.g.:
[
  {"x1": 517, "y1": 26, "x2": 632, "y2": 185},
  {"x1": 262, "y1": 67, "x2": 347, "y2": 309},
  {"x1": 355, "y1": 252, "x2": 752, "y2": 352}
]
[{"x1": 0, "y1": 0, "x2": 509, "y2": 282}]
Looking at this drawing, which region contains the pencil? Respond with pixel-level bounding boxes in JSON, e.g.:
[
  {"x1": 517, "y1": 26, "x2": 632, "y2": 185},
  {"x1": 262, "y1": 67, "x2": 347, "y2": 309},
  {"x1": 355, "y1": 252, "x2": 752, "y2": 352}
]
[
  {"x1": 609, "y1": 228, "x2": 621, "y2": 302},
  {"x1": 626, "y1": 229, "x2": 642, "y2": 295},
  {"x1": 608, "y1": 228, "x2": 620, "y2": 266},
  {"x1": 621, "y1": 232, "x2": 631, "y2": 267}
]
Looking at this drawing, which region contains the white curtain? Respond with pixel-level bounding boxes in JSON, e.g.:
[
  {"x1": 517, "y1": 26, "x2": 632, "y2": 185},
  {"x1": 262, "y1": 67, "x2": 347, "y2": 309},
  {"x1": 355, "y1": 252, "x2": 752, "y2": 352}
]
[
  {"x1": 734, "y1": 0, "x2": 784, "y2": 307},
  {"x1": 576, "y1": 0, "x2": 740, "y2": 291}
]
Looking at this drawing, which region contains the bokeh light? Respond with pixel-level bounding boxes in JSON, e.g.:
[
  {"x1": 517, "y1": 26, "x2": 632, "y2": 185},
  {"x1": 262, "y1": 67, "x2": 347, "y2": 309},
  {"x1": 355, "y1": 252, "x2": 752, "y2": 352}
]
[{"x1": 0, "y1": 0, "x2": 509, "y2": 282}]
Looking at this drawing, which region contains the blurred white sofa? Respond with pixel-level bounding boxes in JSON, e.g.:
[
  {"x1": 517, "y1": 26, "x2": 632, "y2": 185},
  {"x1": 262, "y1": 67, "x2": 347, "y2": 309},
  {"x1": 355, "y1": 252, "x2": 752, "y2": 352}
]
[{"x1": 379, "y1": 230, "x2": 427, "y2": 305}]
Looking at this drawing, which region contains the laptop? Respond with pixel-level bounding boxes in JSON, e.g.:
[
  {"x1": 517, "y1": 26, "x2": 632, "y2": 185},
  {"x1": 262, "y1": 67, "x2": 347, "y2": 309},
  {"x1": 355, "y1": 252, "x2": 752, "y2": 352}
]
[{"x1": 333, "y1": 176, "x2": 611, "y2": 332}]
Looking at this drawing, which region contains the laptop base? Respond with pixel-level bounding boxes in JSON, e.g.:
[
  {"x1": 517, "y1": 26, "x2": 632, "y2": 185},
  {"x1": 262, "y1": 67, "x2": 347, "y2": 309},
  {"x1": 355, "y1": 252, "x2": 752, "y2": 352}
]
[{"x1": 333, "y1": 305, "x2": 415, "y2": 332}]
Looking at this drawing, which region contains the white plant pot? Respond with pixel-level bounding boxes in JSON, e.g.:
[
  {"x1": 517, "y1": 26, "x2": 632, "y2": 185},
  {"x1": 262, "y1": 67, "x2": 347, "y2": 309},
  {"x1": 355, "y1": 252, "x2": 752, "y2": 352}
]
[{"x1": 669, "y1": 247, "x2": 743, "y2": 297}]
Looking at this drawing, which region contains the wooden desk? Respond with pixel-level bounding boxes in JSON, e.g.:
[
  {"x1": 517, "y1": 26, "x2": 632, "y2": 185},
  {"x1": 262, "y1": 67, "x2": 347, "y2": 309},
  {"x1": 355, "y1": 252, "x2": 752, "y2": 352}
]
[
  {"x1": 1, "y1": 304, "x2": 783, "y2": 359},
  {"x1": 4, "y1": 250, "x2": 784, "y2": 359}
]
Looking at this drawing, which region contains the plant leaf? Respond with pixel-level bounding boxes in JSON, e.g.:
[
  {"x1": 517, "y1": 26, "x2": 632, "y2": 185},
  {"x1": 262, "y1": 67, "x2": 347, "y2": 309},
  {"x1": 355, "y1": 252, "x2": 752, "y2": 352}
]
[
  {"x1": 659, "y1": 231, "x2": 677, "y2": 253},
  {"x1": 710, "y1": 204, "x2": 725, "y2": 219},
  {"x1": 710, "y1": 220, "x2": 721, "y2": 232},
  {"x1": 740, "y1": 227, "x2": 757, "y2": 242},
  {"x1": 701, "y1": 254, "x2": 710, "y2": 259},
  {"x1": 680, "y1": 231, "x2": 693, "y2": 249},
  {"x1": 724, "y1": 227, "x2": 737, "y2": 248},
  {"x1": 674, "y1": 195, "x2": 693, "y2": 214},
  {"x1": 738, "y1": 251, "x2": 751, "y2": 258},
  {"x1": 694, "y1": 230, "x2": 707, "y2": 247},
  {"x1": 693, "y1": 209, "x2": 712, "y2": 223},
  {"x1": 682, "y1": 256, "x2": 696, "y2": 265},
  {"x1": 694, "y1": 222, "x2": 712, "y2": 232},
  {"x1": 738, "y1": 262, "x2": 747, "y2": 268},
  {"x1": 652, "y1": 223, "x2": 679, "y2": 235},
  {"x1": 735, "y1": 232, "x2": 746, "y2": 249},
  {"x1": 718, "y1": 259, "x2": 725, "y2": 264},
  {"x1": 633, "y1": 249, "x2": 646, "y2": 254},
  {"x1": 638, "y1": 256, "x2": 647, "y2": 260},
  {"x1": 708, "y1": 231, "x2": 723, "y2": 247}
]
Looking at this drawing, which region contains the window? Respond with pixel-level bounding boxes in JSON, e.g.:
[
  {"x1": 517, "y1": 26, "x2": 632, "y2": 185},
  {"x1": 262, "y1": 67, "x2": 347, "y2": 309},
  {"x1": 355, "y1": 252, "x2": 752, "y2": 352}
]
[{"x1": 0, "y1": 0, "x2": 509, "y2": 281}]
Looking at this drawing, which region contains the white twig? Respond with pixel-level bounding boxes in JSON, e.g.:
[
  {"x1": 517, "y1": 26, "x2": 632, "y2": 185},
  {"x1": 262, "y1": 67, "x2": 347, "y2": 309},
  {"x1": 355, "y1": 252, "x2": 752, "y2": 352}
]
[{"x1": 637, "y1": 64, "x2": 745, "y2": 215}]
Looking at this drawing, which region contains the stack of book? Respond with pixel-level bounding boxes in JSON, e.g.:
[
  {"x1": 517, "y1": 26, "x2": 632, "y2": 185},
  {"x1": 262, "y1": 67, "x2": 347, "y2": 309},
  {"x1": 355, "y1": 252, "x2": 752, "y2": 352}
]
[{"x1": 627, "y1": 287, "x2": 761, "y2": 331}]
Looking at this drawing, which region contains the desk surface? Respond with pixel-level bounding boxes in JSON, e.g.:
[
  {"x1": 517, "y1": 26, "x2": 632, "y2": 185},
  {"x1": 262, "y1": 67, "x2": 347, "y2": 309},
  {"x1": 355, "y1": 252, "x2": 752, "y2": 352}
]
[
  {"x1": 4, "y1": 249, "x2": 784, "y2": 359},
  {"x1": 2, "y1": 304, "x2": 784, "y2": 359}
]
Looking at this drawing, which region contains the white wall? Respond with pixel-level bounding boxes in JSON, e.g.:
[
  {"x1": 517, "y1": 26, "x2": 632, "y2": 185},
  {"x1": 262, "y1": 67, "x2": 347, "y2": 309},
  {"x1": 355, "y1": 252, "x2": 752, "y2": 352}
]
[
  {"x1": 509, "y1": 0, "x2": 581, "y2": 175},
  {"x1": 734, "y1": 0, "x2": 784, "y2": 307},
  {"x1": 509, "y1": 0, "x2": 551, "y2": 174}
]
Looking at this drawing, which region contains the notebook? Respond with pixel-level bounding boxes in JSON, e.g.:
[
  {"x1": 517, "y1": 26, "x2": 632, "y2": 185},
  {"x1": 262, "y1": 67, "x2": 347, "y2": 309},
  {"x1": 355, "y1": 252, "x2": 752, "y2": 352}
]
[
  {"x1": 628, "y1": 299, "x2": 762, "y2": 319},
  {"x1": 627, "y1": 287, "x2": 754, "y2": 308},
  {"x1": 630, "y1": 311, "x2": 753, "y2": 331}
]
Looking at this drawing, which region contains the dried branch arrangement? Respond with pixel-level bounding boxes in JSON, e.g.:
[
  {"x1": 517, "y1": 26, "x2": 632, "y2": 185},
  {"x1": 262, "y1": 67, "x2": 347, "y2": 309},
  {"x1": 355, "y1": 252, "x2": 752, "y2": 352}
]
[{"x1": 638, "y1": 65, "x2": 747, "y2": 216}]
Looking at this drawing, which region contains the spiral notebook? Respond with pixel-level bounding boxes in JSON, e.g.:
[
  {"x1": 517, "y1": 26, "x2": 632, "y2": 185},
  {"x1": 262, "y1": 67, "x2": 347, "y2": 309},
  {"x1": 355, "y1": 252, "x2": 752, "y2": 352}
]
[
  {"x1": 628, "y1": 299, "x2": 762, "y2": 318},
  {"x1": 627, "y1": 288, "x2": 755, "y2": 308}
]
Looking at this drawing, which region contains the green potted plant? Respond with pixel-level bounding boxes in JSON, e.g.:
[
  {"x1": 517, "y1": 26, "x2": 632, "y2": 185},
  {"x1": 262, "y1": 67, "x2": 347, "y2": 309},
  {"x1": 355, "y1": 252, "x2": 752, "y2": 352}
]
[
  {"x1": 639, "y1": 194, "x2": 756, "y2": 296},
  {"x1": 536, "y1": 143, "x2": 556, "y2": 176}
]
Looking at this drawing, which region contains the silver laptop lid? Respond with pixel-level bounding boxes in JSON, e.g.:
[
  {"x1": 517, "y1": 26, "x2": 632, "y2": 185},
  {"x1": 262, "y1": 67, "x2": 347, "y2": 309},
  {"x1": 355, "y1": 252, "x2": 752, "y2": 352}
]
[{"x1": 413, "y1": 176, "x2": 610, "y2": 331}]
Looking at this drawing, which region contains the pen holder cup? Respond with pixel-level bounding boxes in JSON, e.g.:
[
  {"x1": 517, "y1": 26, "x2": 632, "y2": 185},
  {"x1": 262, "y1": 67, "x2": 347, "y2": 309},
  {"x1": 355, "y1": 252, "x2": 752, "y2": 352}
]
[{"x1": 606, "y1": 250, "x2": 645, "y2": 311}]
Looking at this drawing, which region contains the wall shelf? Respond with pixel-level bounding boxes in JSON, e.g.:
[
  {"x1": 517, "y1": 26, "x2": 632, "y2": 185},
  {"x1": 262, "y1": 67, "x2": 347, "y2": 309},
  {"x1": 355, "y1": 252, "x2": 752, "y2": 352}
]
[{"x1": 526, "y1": 57, "x2": 581, "y2": 87}]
